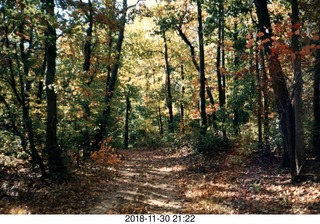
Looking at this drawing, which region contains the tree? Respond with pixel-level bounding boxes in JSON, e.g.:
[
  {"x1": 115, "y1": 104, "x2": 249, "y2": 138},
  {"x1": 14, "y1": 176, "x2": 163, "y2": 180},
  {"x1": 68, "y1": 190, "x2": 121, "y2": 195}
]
[
  {"x1": 92, "y1": 0, "x2": 128, "y2": 149},
  {"x1": 291, "y1": 0, "x2": 305, "y2": 174},
  {"x1": 163, "y1": 31, "x2": 174, "y2": 133},
  {"x1": 42, "y1": 0, "x2": 65, "y2": 174},
  {"x1": 0, "y1": 0, "x2": 47, "y2": 176},
  {"x1": 313, "y1": 36, "x2": 320, "y2": 161},
  {"x1": 197, "y1": 0, "x2": 207, "y2": 135},
  {"x1": 253, "y1": 0, "x2": 298, "y2": 181},
  {"x1": 124, "y1": 95, "x2": 131, "y2": 148}
]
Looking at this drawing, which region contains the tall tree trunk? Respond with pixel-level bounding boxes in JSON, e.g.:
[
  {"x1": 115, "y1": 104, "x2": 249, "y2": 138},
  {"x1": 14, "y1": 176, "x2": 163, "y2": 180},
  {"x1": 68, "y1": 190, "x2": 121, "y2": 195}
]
[
  {"x1": 83, "y1": 0, "x2": 93, "y2": 85},
  {"x1": 36, "y1": 54, "x2": 46, "y2": 104},
  {"x1": 19, "y1": 22, "x2": 46, "y2": 176},
  {"x1": 254, "y1": 0, "x2": 296, "y2": 181},
  {"x1": 255, "y1": 49, "x2": 263, "y2": 150},
  {"x1": 180, "y1": 65, "x2": 185, "y2": 133},
  {"x1": 176, "y1": 25, "x2": 215, "y2": 115},
  {"x1": 313, "y1": 35, "x2": 320, "y2": 161},
  {"x1": 216, "y1": 0, "x2": 226, "y2": 108},
  {"x1": 92, "y1": 0, "x2": 127, "y2": 149},
  {"x1": 4, "y1": 23, "x2": 29, "y2": 154},
  {"x1": 291, "y1": 0, "x2": 305, "y2": 174},
  {"x1": 43, "y1": 0, "x2": 64, "y2": 174},
  {"x1": 152, "y1": 73, "x2": 164, "y2": 135},
  {"x1": 233, "y1": 22, "x2": 240, "y2": 135},
  {"x1": 106, "y1": 30, "x2": 113, "y2": 90},
  {"x1": 221, "y1": 4, "x2": 226, "y2": 107},
  {"x1": 260, "y1": 50, "x2": 271, "y2": 155},
  {"x1": 82, "y1": 0, "x2": 94, "y2": 157},
  {"x1": 163, "y1": 32, "x2": 174, "y2": 133},
  {"x1": 158, "y1": 106, "x2": 164, "y2": 135},
  {"x1": 197, "y1": 0, "x2": 207, "y2": 134},
  {"x1": 124, "y1": 96, "x2": 130, "y2": 149},
  {"x1": 216, "y1": 0, "x2": 226, "y2": 138}
]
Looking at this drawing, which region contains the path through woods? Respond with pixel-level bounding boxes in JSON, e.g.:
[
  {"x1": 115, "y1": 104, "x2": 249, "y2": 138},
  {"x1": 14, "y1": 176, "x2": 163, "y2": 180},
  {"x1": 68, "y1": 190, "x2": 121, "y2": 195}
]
[
  {"x1": 89, "y1": 149, "x2": 185, "y2": 213},
  {"x1": 88, "y1": 147, "x2": 320, "y2": 214},
  {"x1": 1, "y1": 146, "x2": 319, "y2": 214}
]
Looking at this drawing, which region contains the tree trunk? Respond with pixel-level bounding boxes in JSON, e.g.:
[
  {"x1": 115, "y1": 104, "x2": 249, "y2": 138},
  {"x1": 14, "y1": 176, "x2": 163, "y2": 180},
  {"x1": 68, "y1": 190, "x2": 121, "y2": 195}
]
[
  {"x1": 124, "y1": 96, "x2": 130, "y2": 149},
  {"x1": 233, "y1": 22, "x2": 240, "y2": 135},
  {"x1": 92, "y1": 0, "x2": 127, "y2": 149},
  {"x1": 176, "y1": 25, "x2": 215, "y2": 126},
  {"x1": 216, "y1": 0, "x2": 227, "y2": 138},
  {"x1": 254, "y1": 0, "x2": 296, "y2": 181},
  {"x1": 158, "y1": 106, "x2": 164, "y2": 135},
  {"x1": 291, "y1": 0, "x2": 305, "y2": 174},
  {"x1": 180, "y1": 65, "x2": 185, "y2": 133},
  {"x1": 260, "y1": 50, "x2": 271, "y2": 154},
  {"x1": 221, "y1": 3, "x2": 226, "y2": 108},
  {"x1": 83, "y1": 0, "x2": 93, "y2": 85},
  {"x1": 163, "y1": 32, "x2": 174, "y2": 133},
  {"x1": 82, "y1": 0, "x2": 94, "y2": 157},
  {"x1": 43, "y1": 0, "x2": 64, "y2": 175},
  {"x1": 217, "y1": 0, "x2": 226, "y2": 109},
  {"x1": 255, "y1": 49, "x2": 263, "y2": 150},
  {"x1": 313, "y1": 35, "x2": 320, "y2": 161},
  {"x1": 197, "y1": 0, "x2": 207, "y2": 134},
  {"x1": 19, "y1": 33, "x2": 46, "y2": 175}
]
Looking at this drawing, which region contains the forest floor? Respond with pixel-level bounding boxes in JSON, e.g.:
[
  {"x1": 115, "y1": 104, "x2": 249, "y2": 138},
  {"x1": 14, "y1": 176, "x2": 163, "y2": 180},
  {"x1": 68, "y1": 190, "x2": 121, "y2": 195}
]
[{"x1": 1, "y1": 142, "x2": 320, "y2": 214}]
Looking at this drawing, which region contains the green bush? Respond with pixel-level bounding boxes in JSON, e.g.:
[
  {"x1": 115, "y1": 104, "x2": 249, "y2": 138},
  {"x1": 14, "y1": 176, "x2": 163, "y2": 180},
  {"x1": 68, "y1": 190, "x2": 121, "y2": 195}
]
[{"x1": 192, "y1": 129, "x2": 232, "y2": 154}]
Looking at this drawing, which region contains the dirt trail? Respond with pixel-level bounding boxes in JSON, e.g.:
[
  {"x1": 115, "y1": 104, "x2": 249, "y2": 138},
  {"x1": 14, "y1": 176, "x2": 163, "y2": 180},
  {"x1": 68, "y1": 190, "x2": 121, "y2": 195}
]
[
  {"x1": 88, "y1": 146, "x2": 320, "y2": 214},
  {"x1": 89, "y1": 148, "x2": 187, "y2": 214},
  {"x1": 1, "y1": 146, "x2": 319, "y2": 214}
]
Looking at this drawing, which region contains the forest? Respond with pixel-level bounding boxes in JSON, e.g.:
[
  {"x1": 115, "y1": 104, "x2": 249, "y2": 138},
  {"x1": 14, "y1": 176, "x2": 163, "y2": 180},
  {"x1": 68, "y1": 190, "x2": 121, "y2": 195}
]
[{"x1": 0, "y1": 0, "x2": 319, "y2": 215}]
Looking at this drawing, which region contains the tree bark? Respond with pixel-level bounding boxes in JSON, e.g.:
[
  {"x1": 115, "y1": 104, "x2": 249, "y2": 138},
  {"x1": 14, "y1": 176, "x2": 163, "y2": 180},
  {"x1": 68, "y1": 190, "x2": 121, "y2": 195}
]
[
  {"x1": 260, "y1": 50, "x2": 271, "y2": 154},
  {"x1": 175, "y1": 25, "x2": 216, "y2": 112},
  {"x1": 217, "y1": 0, "x2": 226, "y2": 108},
  {"x1": 291, "y1": 0, "x2": 305, "y2": 174},
  {"x1": 255, "y1": 49, "x2": 263, "y2": 150},
  {"x1": 254, "y1": 0, "x2": 296, "y2": 181},
  {"x1": 82, "y1": 0, "x2": 94, "y2": 157},
  {"x1": 43, "y1": 0, "x2": 64, "y2": 174},
  {"x1": 83, "y1": 0, "x2": 93, "y2": 85},
  {"x1": 313, "y1": 36, "x2": 320, "y2": 161},
  {"x1": 180, "y1": 65, "x2": 185, "y2": 133},
  {"x1": 124, "y1": 96, "x2": 130, "y2": 149},
  {"x1": 163, "y1": 32, "x2": 174, "y2": 133},
  {"x1": 19, "y1": 22, "x2": 46, "y2": 176},
  {"x1": 197, "y1": 0, "x2": 207, "y2": 134},
  {"x1": 233, "y1": 22, "x2": 240, "y2": 135}
]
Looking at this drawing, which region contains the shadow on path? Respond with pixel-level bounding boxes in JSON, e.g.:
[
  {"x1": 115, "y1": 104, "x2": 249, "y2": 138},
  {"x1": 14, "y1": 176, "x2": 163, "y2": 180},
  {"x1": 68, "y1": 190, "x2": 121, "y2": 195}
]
[{"x1": 89, "y1": 149, "x2": 187, "y2": 214}]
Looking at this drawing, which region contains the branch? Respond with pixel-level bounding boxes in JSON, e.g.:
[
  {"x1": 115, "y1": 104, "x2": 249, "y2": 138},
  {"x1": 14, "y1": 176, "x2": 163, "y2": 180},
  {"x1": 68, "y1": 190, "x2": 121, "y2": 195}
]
[{"x1": 175, "y1": 26, "x2": 200, "y2": 72}]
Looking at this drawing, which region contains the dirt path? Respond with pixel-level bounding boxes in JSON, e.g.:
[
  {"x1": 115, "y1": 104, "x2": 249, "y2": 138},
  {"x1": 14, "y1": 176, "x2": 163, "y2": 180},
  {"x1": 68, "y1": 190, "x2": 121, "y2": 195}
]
[
  {"x1": 88, "y1": 146, "x2": 320, "y2": 214},
  {"x1": 2, "y1": 146, "x2": 318, "y2": 214},
  {"x1": 89, "y1": 148, "x2": 187, "y2": 214}
]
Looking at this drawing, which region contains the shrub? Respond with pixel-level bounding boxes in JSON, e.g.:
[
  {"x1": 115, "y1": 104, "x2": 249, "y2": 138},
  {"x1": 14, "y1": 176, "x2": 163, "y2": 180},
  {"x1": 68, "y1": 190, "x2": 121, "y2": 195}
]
[{"x1": 192, "y1": 130, "x2": 232, "y2": 155}]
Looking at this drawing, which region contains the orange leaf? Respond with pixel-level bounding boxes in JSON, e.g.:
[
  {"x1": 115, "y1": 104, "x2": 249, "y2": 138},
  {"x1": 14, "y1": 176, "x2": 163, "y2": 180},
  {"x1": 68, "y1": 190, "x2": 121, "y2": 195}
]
[
  {"x1": 292, "y1": 22, "x2": 302, "y2": 30},
  {"x1": 246, "y1": 40, "x2": 253, "y2": 49},
  {"x1": 286, "y1": 32, "x2": 293, "y2": 38},
  {"x1": 257, "y1": 32, "x2": 265, "y2": 37},
  {"x1": 312, "y1": 34, "x2": 319, "y2": 41}
]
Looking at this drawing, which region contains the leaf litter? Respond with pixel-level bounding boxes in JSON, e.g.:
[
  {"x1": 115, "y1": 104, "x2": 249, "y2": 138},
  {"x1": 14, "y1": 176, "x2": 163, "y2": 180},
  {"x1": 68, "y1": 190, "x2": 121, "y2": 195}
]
[{"x1": 1, "y1": 144, "x2": 319, "y2": 214}]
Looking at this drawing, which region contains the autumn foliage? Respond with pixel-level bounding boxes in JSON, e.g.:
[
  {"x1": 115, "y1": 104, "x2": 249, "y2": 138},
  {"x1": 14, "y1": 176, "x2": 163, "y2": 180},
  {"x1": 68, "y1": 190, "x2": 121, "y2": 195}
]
[{"x1": 90, "y1": 138, "x2": 123, "y2": 165}]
